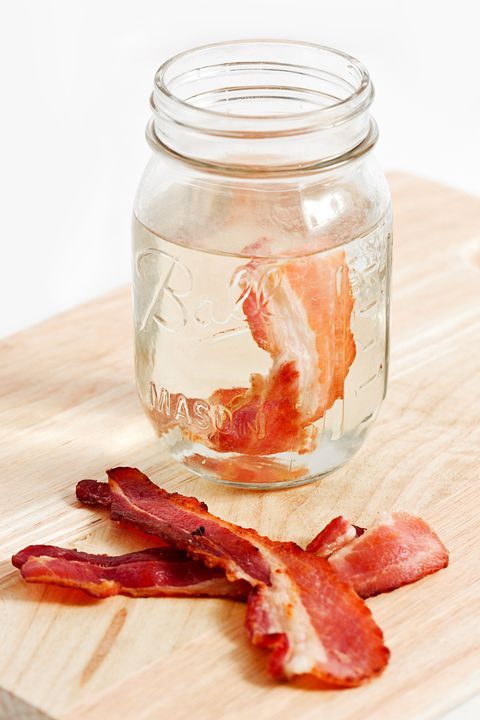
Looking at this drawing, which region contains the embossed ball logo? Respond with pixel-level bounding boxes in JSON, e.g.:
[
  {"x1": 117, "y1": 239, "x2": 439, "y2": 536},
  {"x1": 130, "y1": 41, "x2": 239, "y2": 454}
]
[{"x1": 135, "y1": 247, "x2": 282, "y2": 334}]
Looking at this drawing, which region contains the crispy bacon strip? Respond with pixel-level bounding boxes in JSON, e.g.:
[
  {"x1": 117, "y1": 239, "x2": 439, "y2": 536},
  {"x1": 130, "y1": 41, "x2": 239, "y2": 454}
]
[
  {"x1": 76, "y1": 468, "x2": 389, "y2": 686},
  {"x1": 311, "y1": 512, "x2": 449, "y2": 598},
  {"x1": 12, "y1": 545, "x2": 248, "y2": 599},
  {"x1": 306, "y1": 516, "x2": 365, "y2": 556},
  {"x1": 76, "y1": 482, "x2": 449, "y2": 599}
]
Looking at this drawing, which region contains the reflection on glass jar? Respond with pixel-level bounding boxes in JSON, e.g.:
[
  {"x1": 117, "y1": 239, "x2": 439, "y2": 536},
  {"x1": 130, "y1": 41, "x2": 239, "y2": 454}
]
[{"x1": 133, "y1": 41, "x2": 392, "y2": 489}]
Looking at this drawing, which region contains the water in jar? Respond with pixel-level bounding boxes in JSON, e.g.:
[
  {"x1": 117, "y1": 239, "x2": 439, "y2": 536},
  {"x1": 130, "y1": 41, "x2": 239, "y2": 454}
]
[{"x1": 132, "y1": 210, "x2": 391, "y2": 489}]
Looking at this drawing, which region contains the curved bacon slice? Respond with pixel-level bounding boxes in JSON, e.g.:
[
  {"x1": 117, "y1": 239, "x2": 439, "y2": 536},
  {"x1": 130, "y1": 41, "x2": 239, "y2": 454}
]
[
  {"x1": 306, "y1": 516, "x2": 365, "y2": 557},
  {"x1": 312, "y1": 512, "x2": 449, "y2": 598},
  {"x1": 208, "y1": 362, "x2": 309, "y2": 455},
  {"x1": 243, "y1": 542, "x2": 387, "y2": 683},
  {"x1": 144, "y1": 246, "x2": 356, "y2": 477},
  {"x1": 12, "y1": 545, "x2": 248, "y2": 599},
  {"x1": 206, "y1": 248, "x2": 355, "y2": 456},
  {"x1": 76, "y1": 468, "x2": 388, "y2": 686},
  {"x1": 76, "y1": 482, "x2": 449, "y2": 599}
]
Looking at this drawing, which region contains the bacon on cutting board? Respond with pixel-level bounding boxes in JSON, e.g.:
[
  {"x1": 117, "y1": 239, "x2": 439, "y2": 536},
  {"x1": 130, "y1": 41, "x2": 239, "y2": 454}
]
[
  {"x1": 25, "y1": 490, "x2": 448, "y2": 605},
  {"x1": 12, "y1": 545, "x2": 249, "y2": 599},
  {"x1": 309, "y1": 512, "x2": 449, "y2": 598},
  {"x1": 75, "y1": 484, "x2": 449, "y2": 600},
  {"x1": 12, "y1": 471, "x2": 451, "y2": 687},
  {"x1": 75, "y1": 468, "x2": 389, "y2": 686},
  {"x1": 75, "y1": 486, "x2": 449, "y2": 598}
]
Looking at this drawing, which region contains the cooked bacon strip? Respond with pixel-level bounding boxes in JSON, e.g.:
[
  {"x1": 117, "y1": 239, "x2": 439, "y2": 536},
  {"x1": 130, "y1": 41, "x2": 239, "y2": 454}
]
[
  {"x1": 315, "y1": 512, "x2": 449, "y2": 598},
  {"x1": 76, "y1": 483, "x2": 449, "y2": 599},
  {"x1": 206, "y1": 248, "x2": 355, "y2": 456},
  {"x1": 76, "y1": 468, "x2": 389, "y2": 686},
  {"x1": 144, "y1": 245, "x2": 356, "y2": 477},
  {"x1": 306, "y1": 516, "x2": 365, "y2": 556},
  {"x1": 242, "y1": 245, "x2": 356, "y2": 421},
  {"x1": 208, "y1": 362, "x2": 310, "y2": 455},
  {"x1": 12, "y1": 544, "x2": 248, "y2": 599}
]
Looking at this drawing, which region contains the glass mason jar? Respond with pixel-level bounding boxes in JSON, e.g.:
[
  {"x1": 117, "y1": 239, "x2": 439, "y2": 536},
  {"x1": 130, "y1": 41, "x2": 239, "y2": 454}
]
[{"x1": 132, "y1": 41, "x2": 392, "y2": 489}]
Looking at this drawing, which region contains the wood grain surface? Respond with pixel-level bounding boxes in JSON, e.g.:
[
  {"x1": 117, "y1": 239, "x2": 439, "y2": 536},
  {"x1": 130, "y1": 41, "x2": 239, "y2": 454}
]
[{"x1": 0, "y1": 174, "x2": 479, "y2": 720}]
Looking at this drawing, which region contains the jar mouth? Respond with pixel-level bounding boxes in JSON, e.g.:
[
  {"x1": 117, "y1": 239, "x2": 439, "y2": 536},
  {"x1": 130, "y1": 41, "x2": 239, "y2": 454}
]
[{"x1": 153, "y1": 39, "x2": 373, "y2": 137}]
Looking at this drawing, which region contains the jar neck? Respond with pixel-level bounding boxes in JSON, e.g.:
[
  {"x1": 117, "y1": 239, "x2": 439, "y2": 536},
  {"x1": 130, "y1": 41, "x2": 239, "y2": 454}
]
[{"x1": 149, "y1": 41, "x2": 376, "y2": 173}]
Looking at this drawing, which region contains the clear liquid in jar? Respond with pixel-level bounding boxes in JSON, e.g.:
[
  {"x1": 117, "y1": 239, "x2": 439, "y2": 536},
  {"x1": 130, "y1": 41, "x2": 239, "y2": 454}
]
[{"x1": 132, "y1": 212, "x2": 391, "y2": 488}]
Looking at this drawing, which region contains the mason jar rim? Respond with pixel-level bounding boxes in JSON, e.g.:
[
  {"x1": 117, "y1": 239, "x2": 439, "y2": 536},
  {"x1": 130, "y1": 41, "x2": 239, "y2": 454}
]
[
  {"x1": 153, "y1": 39, "x2": 373, "y2": 134},
  {"x1": 145, "y1": 117, "x2": 378, "y2": 178}
]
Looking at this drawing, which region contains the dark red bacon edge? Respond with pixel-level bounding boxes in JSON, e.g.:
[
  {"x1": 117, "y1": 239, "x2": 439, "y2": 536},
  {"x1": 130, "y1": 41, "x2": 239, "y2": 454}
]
[
  {"x1": 323, "y1": 511, "x2": 449, "y2": 598},
  {"x1": 12, "y1": 545, "x2": 248, "y2": 599},
  {"x1": 74, "y1": 468, "x2": 389, "y2": 686},
  {"x1": 76, "y1": 479, "x2": 112, "y2": 507}
]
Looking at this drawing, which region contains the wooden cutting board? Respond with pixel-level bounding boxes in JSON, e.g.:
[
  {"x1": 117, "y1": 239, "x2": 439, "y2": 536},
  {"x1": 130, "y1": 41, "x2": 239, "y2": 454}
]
[{"x1": 1, "y1": 174, "x2": 479, "y2": 720}]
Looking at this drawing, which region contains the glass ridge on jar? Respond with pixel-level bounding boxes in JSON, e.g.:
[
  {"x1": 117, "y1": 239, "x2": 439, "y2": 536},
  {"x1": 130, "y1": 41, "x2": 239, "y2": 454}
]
[{"x1": 132, "y1": 40, "x2": 392, "y2": 489}]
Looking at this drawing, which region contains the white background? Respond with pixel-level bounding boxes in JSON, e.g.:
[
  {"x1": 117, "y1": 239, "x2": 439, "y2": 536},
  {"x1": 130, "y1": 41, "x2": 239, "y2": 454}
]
[
  {"x1": 0, "y1": 4, "x2": 479, "y2": 716},
  {"x1": 1, "y1": 0, "x2": 479, "y2": 338}
]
